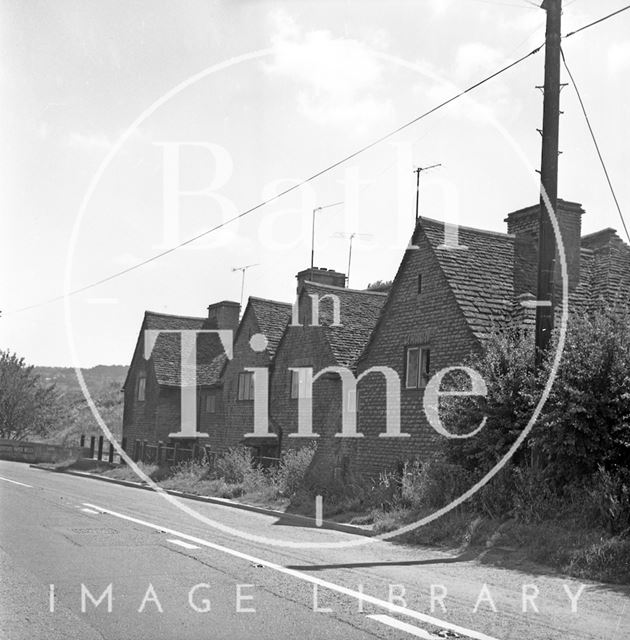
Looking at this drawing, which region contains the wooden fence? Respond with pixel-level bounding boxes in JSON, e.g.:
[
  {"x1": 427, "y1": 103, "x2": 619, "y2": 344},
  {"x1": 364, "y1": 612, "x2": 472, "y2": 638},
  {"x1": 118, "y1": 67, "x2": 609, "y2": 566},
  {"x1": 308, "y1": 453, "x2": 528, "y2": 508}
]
[{"x1": 79, "y1": 435, "x2": 281, "y2": 470}]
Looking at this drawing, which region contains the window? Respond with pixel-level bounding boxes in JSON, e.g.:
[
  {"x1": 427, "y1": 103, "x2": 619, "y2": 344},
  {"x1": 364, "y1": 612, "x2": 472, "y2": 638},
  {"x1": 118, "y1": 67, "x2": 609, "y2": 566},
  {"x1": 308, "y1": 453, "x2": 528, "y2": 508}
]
[
  {"x1": 136, "y1": 376, "x2": 146, "y2": 401},
  {"x1": 237, "y1": 372, "x2": 255, "y2": 401},
  {"x1": 204, "y1": 394, "x2": 216, "y2": 414},
  {"x1": 405, "y1": 346, "x2": 430, "y2": 389},
  {"x1": 290, "y1": 369, "x2": 312, "y2": 400}
]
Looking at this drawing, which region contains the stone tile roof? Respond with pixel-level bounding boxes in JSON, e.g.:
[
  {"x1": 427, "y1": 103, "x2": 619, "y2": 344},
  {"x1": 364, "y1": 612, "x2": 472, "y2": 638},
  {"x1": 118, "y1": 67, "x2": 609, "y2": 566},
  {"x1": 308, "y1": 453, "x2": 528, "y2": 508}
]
[
  {"x1": 248, "y1": 297, "x2": 292, "y2": 358},
  {"x1": 417, "y1": 217, "x2": 515, "y2": 341},
  {"x1": 582, "y1": 229, "x2": 630, "y2": 309},
  {"x1": 415, "y1": 217, "x2": 630, "y2": 340},
  {"x1": 301, "y1": 281, "x2": 387, "y2": 370},
  {"x1": 143, "y1": 311, "x2": 226, "y2": 387}
]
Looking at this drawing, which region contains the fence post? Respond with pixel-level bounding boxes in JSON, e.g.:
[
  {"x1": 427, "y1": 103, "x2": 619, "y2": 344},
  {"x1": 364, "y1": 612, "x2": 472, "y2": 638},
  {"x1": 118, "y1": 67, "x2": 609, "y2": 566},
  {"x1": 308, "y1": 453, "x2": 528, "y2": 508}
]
[
  {"x1": 97, "y1": 436, "x2": 104, "y2": 461},
  {"x1": 108, "y1": 443, "x2": 114, "y2": 464},
  {"x1": 173, "y1": 442, "x2": 179, "y2": 464},
  {"x1": 192, "y1": 442, "x2": 198, "y2": 461},
  {"x1": 142, "y1": 440, "x2": 148, "y2": 463},
  {"x1": 89, "y1": 436, "x2": 96, "y2": 458},
  {"x1": 157, "y1": 441, "x2": 163, "y2": 464},
  {"x1": 80, "y1": 434, "x2": 85, "y2": 448},
  {"x1": 133, "y1": 439, "x2": 140, "y2": 462}
]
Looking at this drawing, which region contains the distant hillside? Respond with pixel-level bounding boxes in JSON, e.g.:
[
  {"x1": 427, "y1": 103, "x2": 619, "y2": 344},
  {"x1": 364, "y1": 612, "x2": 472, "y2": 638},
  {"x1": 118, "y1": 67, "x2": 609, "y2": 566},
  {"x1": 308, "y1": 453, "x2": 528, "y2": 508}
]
[
  {"x1": 34, "y1": 365, "x2": 128, "y2": 445},
  {"x1": 35, "y1": 365, "x2": 128, "y2": 395}
]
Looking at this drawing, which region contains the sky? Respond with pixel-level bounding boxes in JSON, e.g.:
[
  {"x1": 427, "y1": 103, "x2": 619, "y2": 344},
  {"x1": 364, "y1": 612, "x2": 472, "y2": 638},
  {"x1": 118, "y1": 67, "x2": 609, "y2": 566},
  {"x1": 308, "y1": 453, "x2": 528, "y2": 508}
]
[{"x1": 2, "y1": 0, "x2": 629, "y2": 367}]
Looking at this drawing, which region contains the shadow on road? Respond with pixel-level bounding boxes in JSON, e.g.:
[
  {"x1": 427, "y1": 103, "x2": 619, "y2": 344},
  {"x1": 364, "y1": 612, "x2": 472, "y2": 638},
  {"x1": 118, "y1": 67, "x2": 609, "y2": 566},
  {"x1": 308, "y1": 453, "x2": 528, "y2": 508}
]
[{"x1": 285, "y1": 548, "x2": 481, "y2": 571}]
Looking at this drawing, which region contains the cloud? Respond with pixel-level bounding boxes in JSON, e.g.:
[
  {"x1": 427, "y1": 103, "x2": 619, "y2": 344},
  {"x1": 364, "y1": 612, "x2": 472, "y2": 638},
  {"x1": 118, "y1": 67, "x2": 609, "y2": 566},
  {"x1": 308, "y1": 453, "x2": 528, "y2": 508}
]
[
  {"x1": 608, "y1": 41, "x2": 630, "y2": 75},
  {"x1": 68, "y1": 131, "x2": 115, "y2": 152},
  {"x1": 426, "y1": 0, "x2": 456, "y2": 15},
  {"x1": 264, "y1": 10, "x2": 393, "y2": 131},
  {"x1": 454, "y1": 42, "x2": 503, "y2": 80}
]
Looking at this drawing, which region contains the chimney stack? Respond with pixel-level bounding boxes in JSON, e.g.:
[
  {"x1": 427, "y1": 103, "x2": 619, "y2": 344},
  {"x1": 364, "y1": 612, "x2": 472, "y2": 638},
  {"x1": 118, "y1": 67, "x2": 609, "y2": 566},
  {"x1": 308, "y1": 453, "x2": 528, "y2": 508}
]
[
  {"x1": 505, "y1": 199, "x2": 584, "y2": 297},
  {"x1": 206, "y1": 300, "x2": 240, "y2": 332},
  {"x1": 296, "y1": 267, "x2": 346, "y2": 293}
]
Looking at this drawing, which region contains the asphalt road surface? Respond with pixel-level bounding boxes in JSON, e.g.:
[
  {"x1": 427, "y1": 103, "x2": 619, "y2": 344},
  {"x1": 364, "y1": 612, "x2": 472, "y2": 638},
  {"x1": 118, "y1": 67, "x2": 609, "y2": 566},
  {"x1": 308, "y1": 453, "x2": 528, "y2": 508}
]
[{"x1": 0, "y1": 459, "x2": 628, "y2": 640}]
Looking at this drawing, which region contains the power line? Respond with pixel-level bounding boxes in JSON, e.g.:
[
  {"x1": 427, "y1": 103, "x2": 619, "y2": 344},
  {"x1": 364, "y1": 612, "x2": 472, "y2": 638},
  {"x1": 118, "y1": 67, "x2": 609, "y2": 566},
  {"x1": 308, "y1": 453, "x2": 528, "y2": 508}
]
[
  {"x1": 563, "y1": 4, "x2": 630, "y2": 39},
  {"x1": 560, "y1": 47, "x2": 630, "y2": 243},
  {"x1": 6, "y1": 43, "x2": 543, "y2": 316},
  {"x1": 7, "y1": 5, "x2": 630, "y2": 316}
]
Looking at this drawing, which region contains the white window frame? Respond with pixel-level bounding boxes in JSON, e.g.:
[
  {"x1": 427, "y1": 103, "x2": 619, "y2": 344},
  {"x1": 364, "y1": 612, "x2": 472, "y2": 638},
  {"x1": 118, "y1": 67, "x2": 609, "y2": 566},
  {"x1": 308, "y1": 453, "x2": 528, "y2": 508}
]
[{"x1": 405, "y1": 346, "x2": 430, "y2": 389}]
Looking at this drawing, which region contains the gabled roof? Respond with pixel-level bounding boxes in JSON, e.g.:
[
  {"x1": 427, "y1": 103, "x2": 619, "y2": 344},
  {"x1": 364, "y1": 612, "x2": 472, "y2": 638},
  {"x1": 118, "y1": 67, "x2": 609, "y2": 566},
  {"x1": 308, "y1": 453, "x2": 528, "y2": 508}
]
[
  {"x1": 248, "y1": 297, "x2": 292, "y2": 358},
  {"x1": 300, "y1": 281, "x2": 387, "y2": 370},
  {"x1": 128, "y1": 310, "x2": 227, "y2": 388},
  {"x1": 417, "y1": 217, "x2": 515, "y2": 341}
]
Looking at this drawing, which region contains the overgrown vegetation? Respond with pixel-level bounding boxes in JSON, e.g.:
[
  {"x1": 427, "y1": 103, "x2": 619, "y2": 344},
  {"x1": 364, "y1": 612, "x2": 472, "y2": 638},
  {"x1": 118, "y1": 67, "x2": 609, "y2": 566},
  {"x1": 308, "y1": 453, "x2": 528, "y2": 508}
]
[
  {"x1": 0, "y1": 351, "x2": 67, "y2": 440},
  {"x1": 101, "y1": 444, "x2": 317, "y2": 507},
  {"x1": 357, "y1": 308, "x2": 630, "y2": 583}
]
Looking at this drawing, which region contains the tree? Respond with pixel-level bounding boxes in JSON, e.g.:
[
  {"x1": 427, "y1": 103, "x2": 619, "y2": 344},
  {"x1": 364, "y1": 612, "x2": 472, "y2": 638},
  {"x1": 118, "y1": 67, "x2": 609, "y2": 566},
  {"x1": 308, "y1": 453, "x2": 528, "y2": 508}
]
[
  {"x1": 0, "y1": 350, "x2": 65, "y2": 440},
  {"x1": 440, "y1": 308, "x2": 630, "y2": 486},
  {"x1": 366, "y1": 280, "x2": 393, "y2": 292}
]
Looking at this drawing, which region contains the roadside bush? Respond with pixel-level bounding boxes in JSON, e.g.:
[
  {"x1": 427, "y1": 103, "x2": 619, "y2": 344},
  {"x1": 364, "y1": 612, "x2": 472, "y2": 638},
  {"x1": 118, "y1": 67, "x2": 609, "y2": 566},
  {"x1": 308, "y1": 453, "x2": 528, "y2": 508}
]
[
  {"x1": 366, "y1": 469, "x2": 403, "y2": 511},
  {"x1": 511, "y1": 465, "x2": 564, "y2": 523},
  {"x1": 403, "y1": 457, "x2": 473, "y2": 510},
  {"x1": 473, "y1": 466, "x2": 516, "y2": 519},
  {"x1": 215, "y1": 447, "x2": 255, "y2": 484},
  {"x1": 274, "y1": 444, "x2": 316, "y2": 497},
  {"x1": 584, "y1": 466, "x2": 630, "y2": 535}
]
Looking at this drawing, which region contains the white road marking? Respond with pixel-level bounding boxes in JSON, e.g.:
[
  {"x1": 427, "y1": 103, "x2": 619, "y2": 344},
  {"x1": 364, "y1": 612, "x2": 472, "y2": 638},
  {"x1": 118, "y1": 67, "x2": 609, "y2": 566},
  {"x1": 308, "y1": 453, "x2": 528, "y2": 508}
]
[
  {"x1": 0, "y1": 475, "x2": 32, "y2": 488},
  {"x1": 83, "y1": 502, "x2": 500, "y2": 640},
  {"x1": 80, "y1": 507, "x2": 99, "y2": 514},
  {"x1": 368, "y1": 614, "x2": 436, "y2": 639},
  {"x1": 167, "y1": 538, "x2": 199, "y2": 550}
]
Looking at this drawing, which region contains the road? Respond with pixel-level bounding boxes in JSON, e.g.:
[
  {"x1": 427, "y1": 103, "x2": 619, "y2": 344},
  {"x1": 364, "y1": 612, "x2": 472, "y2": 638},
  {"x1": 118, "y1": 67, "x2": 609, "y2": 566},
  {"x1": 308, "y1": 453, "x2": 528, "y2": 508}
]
[{"x1": 0, "y1": 460, "x2": 628, "y2": 640}]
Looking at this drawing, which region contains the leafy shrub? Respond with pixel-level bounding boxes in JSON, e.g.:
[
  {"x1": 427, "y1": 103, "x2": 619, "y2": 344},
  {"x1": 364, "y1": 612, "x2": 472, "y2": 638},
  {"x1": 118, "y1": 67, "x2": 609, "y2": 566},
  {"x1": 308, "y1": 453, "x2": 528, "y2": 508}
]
[
  {"x1": 442, "y1": 308, "x2": 630, "y2": 489},
  {"x1": 473, "y1": 466, "x2": 516, "y2": 519},
  {"x1": 511, "y1": 465, "x2": 563, "y2": 523},
  {"x1": 274, "y1": 444, "x2": 316, "y2": 497},
  {"x1": 366, "y1": 469, "x2": 403, "y2": 511},
  {"x1": 403, "y1": 457, "x2": 473, "y2": 510},
  {"x1": 585, "y1": 466, "x2": 630, "y2": 534},
  {"x1": 215, "y1": 447, "x2": 255, "y2": 484}
]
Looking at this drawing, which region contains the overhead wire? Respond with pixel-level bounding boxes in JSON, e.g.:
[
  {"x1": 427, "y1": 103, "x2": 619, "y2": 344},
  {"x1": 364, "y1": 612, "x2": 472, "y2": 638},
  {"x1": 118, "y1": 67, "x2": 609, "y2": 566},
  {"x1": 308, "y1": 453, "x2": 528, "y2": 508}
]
[
  {"x1": 6, "y1": 4, "x2": 630, "y2": 315},
  {"x1": 6, "y1": 43, "x2": 544, "y2": 315},
  {"x1": 560, "y1": 47, "x2": 629, "y2": 243},
  {"x1": 563, "y1": 4, "x2": 630, "y2": 39}
]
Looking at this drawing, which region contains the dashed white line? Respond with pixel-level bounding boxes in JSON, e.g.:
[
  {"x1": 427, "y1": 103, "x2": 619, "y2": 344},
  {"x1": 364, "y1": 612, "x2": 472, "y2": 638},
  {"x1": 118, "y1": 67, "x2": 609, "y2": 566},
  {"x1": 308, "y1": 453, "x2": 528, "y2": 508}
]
[
  {"x1": 167, "y1": 538, "x2": 199, "y2": 550},
  {"x1": 0, "y1": 475, "x2": 32, "y2": 488},
  {"x1": 80, "y1": 507, "x2": 99, "y2": 515},
  {"x1": 83, "y1": 502, "x2": 500, "y2": 640},
  {"x1": 368, "y1": 614, "x2": 436, "y2": 639}
]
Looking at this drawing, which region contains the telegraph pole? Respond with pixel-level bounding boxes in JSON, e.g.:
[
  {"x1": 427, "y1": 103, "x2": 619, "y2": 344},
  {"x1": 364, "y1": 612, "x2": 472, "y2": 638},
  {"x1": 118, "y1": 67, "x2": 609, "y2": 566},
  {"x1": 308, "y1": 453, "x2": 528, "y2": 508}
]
[{"x1": 535, "y1": 0, "x2": 562, "y2": 366}]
